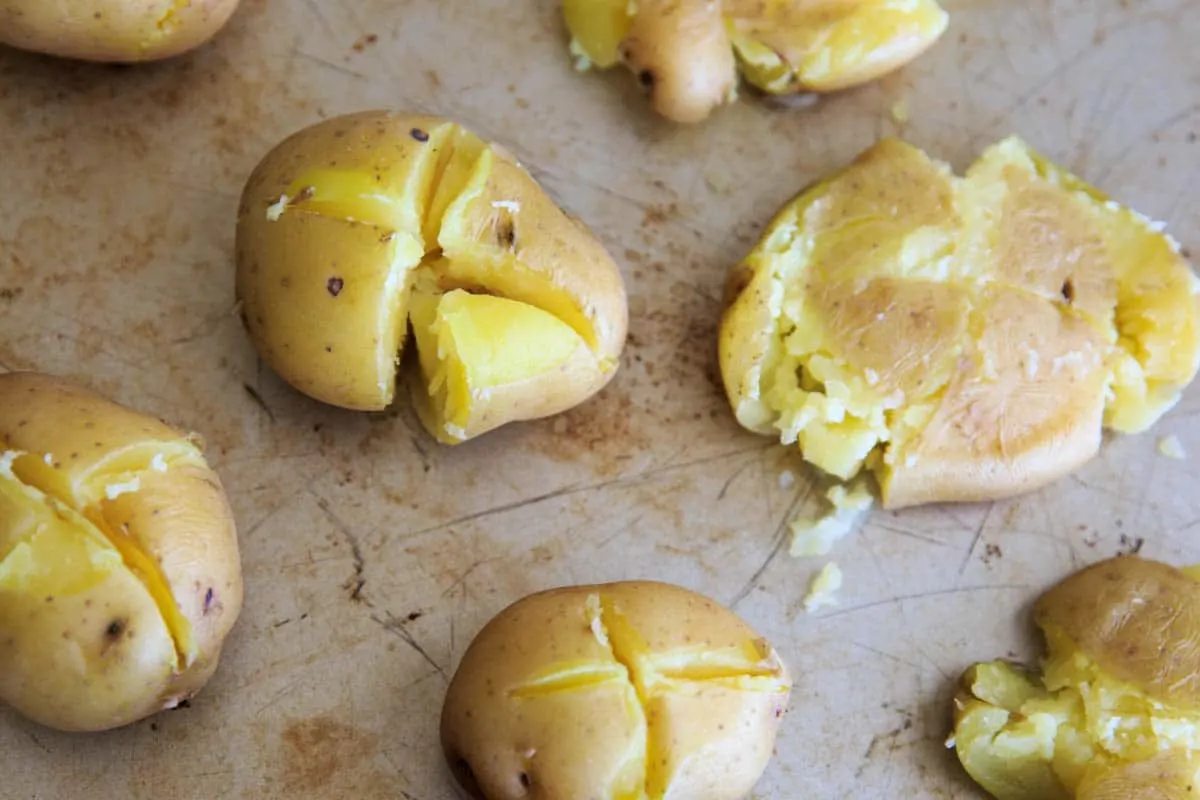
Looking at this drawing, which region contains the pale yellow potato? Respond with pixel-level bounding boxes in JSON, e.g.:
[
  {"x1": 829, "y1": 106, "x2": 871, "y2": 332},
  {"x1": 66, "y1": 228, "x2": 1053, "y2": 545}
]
[
  {"x1": 0, "y1": 372, "x2": 242, "y2": 732},
  {"x1": 441, "y1": 581, "x2": 791, "y2": 800},
  {"x1": 563, "y1": 0, "x2": 948, "y2": 122},
  {"x1": 720, "y1": 137, "x2": 1200, "y2": 509},
  {"x1": 236, "y1": 111, "x2": 628, "y2": 444},
  {"x1": 952, "y1": 557, "x2": 1200, "y2": 799},
  {"x1": 0, "y1": 0, "x2": 240, "y2": 62}
]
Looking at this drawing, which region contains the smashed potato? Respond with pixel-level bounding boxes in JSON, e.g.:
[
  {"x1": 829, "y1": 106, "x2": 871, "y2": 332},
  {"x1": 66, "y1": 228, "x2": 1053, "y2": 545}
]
[
  {"x1": 441, "y1": 581, "x2": 791, "y2": 799},
  {"x1": 236, "y1": 111, "x2": 628, "y2": 444},
  {"x1": 720, "y1": 137, "x2": 1200, "y2": 509},
  {"x1": 952, "y1": 556, "x2": 1200, "y2": 799},
  {"x1": 564, "y1": 0, "x2": 949, "y2": 122},
  {"x1": 0, "y1": 0, "x2": 241, "y2": 62},
  {"x1": 0, "y1": 373, "x2": 242, "y2": 732}
]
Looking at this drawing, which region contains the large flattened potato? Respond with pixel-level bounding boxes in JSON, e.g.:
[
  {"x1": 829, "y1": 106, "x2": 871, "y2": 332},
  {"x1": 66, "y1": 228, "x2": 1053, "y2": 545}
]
[
  {"x1": 0, "y1": 372, "x2": 242, "y2": 732},
  {"x1": 0, "y1": 0, "x2": 240, "y2": 62},
  {"x1": 720, "y1": 137, "x2": 1200, "y2": 509},
  {"x1": 441, "y1": 581, "x2": 791, "y2": 800},
  {"x1": 563, "y1": 0, "x2": 948, "y2": 122},
  {"x1": 236, "y1": 111, "x2": 628, "y2": 445},
  {"x1": 952, "y1": 557, "x2": 1200, "y2": 799}
]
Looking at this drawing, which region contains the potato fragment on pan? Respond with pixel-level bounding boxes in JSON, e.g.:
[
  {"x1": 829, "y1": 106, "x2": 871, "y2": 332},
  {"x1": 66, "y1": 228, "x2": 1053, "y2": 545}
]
[
  {"x1": 441, "y1": 581, "x2": 791, "y2": 799},
  {"x1": 953, "y1": 556, "x2": 1200, "y2": 799},
  {"x1": 0, "y1": 372, "x2": 242, "y2": 732},
  {"x1": 236, "y1": 111, "x2": 629, "y2": 444},
  {"x1": 564, "y1": 0, "x2": 949, "y2": 122},
  {"x1": 720, "y1": 136, "x2": 1200, "y2": 510}
]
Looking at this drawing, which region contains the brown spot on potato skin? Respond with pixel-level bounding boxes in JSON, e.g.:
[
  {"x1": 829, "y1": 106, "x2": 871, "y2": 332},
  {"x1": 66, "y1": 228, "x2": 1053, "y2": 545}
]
[{"x1": 327, "y1": 277, "x2": 344, "y2": 297}]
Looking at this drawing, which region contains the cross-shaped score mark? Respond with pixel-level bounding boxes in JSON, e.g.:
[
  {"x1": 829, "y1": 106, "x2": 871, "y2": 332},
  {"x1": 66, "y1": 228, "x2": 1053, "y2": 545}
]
[{"x1": 507, "y1": 595, "x2": 790, "y2": 800}]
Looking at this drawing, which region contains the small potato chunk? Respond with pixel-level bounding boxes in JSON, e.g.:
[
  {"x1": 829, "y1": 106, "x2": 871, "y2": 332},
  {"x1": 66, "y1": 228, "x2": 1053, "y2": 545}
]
[
  {"x1": 441, "y1": 582, "x2": 791, "y2": 800},
  {"x1": 235, "y1": 111, "x2": 628, "y2": 444},
  {"x1": 563, "y1": 0, "x2": 948, "y2": 122},
  {"x1": 0, "y1": 372, "x2": 242, "y2": 732},
  {"x1": 0, "y1": 0, "x2": 241, "y2": 62},
  {"x1": 952, "y1": 557, "x2": 1200, "y2": 799},
  {"x1": 720, "y1": 137, "x2": 1200, "y2": 510}
]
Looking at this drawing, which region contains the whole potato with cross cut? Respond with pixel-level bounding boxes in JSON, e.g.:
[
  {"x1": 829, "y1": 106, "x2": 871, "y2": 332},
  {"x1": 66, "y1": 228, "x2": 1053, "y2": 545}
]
[
  {"x1": 0, "y1": 0, "x2": 240, "y2": 62},
  {"x1": 0, "y1": 372, "x2": 242, "y2": 732},
  {"x1": 563, "y1": 0, "x2": 949, "y2": 122},
  {"x1": 441, "y1": 581, "x2": 791, "y2": 799},
  {"x1": 236, "y1": 111, "x2": 628, "y2": 445}
]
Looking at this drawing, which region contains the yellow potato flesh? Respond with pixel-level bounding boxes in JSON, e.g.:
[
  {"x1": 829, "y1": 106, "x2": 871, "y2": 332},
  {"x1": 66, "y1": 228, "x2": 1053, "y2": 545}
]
[
  {"x1": 726, "y1": 0, "x2": 949, "y2": 94},
  {"x1": 564, "y1": 0, "x2": 948, "y2": 95},
  {"x1": 723, "y1": 137, "x2": 1200, "y2": 507},
  {"x1": 260, "y1": 121, "x2": 615, "y2": 439},
  {"x1": 409, "y1": 289, "x2": 587, "y2": 442},
  {"x1": 2, "y1": 444, "x2": 206, "y2": 666},
  {"x1": 955, "y1": 659, "x2": 1200, "y2": 799}
]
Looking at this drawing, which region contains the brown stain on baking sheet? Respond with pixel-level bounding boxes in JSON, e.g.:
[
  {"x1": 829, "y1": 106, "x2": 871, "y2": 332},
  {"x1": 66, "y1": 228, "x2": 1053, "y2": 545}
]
[{"x1": 281, "y1": 716, "x2": 377, "y2": 792}]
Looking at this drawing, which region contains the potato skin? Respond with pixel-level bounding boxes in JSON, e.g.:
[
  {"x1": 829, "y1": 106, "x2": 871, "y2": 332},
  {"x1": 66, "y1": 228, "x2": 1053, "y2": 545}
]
[
  {"x1": 236, "y1": 111, "x2": 628, "y2": 442},
  {"x1": 0, "y1": 0, "x2": 240, "y2": 62},
  {"x1": 1036, "y1": 556, "x2": 1200, "y2": 709},
  {"x1": 620, "y1": 0, "x2": 737, "y2": 123},
  {"x1": 441, "y1": 581, "x2": 791, "y2": 800},
  {"x1": 0, "y1": 372, "x2": 242, "y2": 732}
]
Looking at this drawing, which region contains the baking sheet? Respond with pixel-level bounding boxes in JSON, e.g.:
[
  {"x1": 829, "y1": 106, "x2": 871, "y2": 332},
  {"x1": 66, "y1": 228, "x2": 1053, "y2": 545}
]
[{"x1": 1, "y1": 0, "x2": 1198, "y2": 796}]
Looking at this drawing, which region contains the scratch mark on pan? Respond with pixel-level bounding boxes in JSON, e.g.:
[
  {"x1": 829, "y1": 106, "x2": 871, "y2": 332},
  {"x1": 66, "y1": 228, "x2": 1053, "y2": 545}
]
[
  {"x1": 300, "y1": 0, "x2": 337, "y2": 38},
  {"x1": 818, "y1": 584, "x2": 1033, "y2": 621},
  {"x1": 870, "y1": 522, "x2": 954, "y2": 549},
  {"x1": 314, "y1": 494, "x2": 369, "y2": 603},
  {"x1": 957, "y1": 503, "x2": 995, "y2": 577},
  {"x1": 23, "y1": 729, "x2": 50, "y2": 754},
  {"x1": 242, "y1": 383, "x2": 276, "y2": 423},
  {"x1": 729, "y1": 482, "x2": 816, "y2": 609},
  {"x1": 371, "y1": 611, "x2": 447, "y2": 679},
  {"x1": 717, "y1": 460, "x2": 755, "y2": 501},
  {"x1": 401, "y1": 444, "x2": 770, "y2": 540},
  {"x1": 292, "y1": 49, "x2": 370, "y2": 80},
  {"x1": 851, "y1": 641, "x2": 923, "y2": 672}
]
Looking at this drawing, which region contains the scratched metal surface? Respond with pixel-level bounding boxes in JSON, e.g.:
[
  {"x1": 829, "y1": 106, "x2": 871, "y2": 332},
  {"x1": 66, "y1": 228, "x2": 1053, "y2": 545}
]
[{"x1": 0, "y1": 0, "x2": 1197, "y2": 797}]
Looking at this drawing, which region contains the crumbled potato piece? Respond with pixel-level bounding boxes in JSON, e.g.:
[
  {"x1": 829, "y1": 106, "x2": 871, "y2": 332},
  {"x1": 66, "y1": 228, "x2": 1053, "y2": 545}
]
[
  {"x1": 953, "y1": 557, "x2": 1200, "y2": 798},
  {"x1": 721, "y1": 137, "x2": 1200, "y2": 509},
  {"x1": 802, "y1": 562, "x2": 843, "y2": 613}
]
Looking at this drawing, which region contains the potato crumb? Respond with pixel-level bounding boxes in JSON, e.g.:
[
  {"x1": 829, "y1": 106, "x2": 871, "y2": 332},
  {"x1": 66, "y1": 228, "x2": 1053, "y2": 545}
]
[
  {"x1": 1158, "y1": 435, "x2": 1187, "y2": 460},
  {"x1": 568, "y1": 39, "x2": 592, "y2": 72},
  {"x1": 105, "y1": 477, "x2": 142, "y2": 501},
  {"x1": 803, "y1": 563, "x2": 843, "y2": 613},
  {"x1": 790, "y1": 480, "x2": 874, "y2": 557},
  {"x1": 266, "y1": 195, "x2": 289, "y2": 222},
  {"x1": 890, "y1": 97, "x2": 910, "y2": 124}
]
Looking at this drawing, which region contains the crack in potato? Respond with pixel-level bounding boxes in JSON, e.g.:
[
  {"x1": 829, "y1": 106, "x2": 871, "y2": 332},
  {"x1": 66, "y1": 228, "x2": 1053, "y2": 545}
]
[
  {"x1": 1, "y1": 443, "x2": 207, "y2": 667},
  {"x1": 505, "y1": 594, "x2": 789, "y2": 799}
]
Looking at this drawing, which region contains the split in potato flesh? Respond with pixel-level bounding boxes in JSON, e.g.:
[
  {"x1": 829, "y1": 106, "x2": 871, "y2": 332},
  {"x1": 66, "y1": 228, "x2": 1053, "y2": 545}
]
[
  {"x1": 724, "y1": 137, "x2": 1200, "y2": 508},
  {"x1": 504, "y1": 594, "x2": 790, "y2": 799},
  {"x1": 271, "y1": 124, "x2": 598, "y2": 442},
  {"x1": 0, "y1": 442, "x2": 208, "y2": 668}
]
